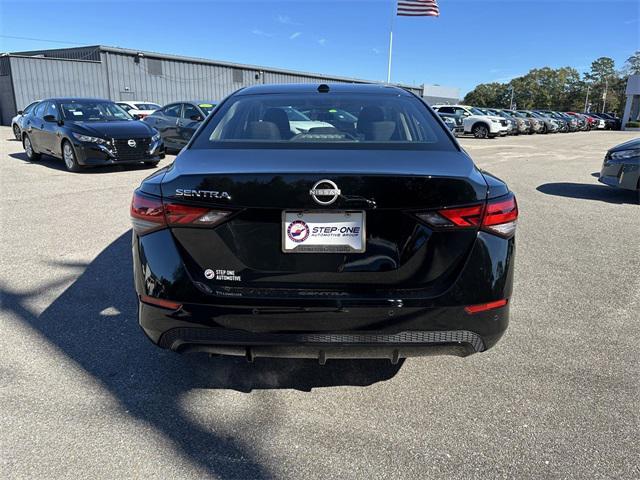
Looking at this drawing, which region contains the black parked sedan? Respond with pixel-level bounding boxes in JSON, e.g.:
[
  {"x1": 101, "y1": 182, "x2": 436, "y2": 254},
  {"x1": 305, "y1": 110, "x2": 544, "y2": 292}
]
[
  {"x1": 11, "y1": 100, "x2": 40, "y2": 140},
  {"x1": 21, "y1": 98, "x2": 164, "y2": 172},
  {"x1": 131, "y1": 83, "x2": 517, "y2": 362},
  {"x1": 143, "y1": 101, "x2": 216, "y2": 152}
]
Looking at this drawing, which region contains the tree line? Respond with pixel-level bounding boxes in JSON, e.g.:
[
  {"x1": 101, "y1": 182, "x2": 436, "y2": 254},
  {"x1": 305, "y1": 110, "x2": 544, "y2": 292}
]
[{"x1": 462, "y1": 51, "x2": 640, "y2": 114}]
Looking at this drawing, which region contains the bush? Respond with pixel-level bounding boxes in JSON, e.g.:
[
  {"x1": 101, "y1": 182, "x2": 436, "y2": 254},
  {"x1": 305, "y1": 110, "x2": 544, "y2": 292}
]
[{"x1": 626, "y1": 121, "x2": 640, "y2": 128}]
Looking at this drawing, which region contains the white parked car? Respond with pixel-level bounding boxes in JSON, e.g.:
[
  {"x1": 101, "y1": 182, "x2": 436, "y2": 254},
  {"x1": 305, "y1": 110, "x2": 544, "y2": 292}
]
[
  {"x1": 432, "y1": 105, "x2": 510, "y2": 139},
  {"x1": 116, "y1": 101, "x2": 161, "y2": 119}
]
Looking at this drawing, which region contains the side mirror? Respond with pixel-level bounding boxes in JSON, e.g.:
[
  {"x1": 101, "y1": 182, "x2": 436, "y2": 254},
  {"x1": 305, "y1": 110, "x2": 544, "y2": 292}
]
[
  {"x1": 17, "y1": 110, "x2": 23, "y2": 115},
  {"x1": 43, "y1": 114, "x2": 57, "y2": 123},
  {"x1": 190, "y1": 114, "x2": 203, "y2": 122}
]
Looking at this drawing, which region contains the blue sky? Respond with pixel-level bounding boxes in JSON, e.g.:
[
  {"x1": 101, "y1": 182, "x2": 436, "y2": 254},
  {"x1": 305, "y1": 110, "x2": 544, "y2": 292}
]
[{"x1": 0, "y1": 0, "x2": 638, "y2": 94}]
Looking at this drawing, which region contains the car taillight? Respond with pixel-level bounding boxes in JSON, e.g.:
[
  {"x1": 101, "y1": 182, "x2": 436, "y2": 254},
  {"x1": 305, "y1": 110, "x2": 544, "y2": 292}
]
[
  {"x1": 130, "y1": 191, "x2": 232, "y2": 235},
  {"x1": 416, "y1": 194, "x2": 518, "y2": 238},
  {"x1": 130, "y1": 192, "x2": 165, "y2": 234},
  {"x1": 482, "y1": 194, "x2": 518, "y2": 237}
]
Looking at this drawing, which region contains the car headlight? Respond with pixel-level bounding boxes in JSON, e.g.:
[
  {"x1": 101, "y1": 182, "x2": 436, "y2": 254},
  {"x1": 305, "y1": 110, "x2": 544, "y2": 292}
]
[
  {"x1": 72, "y1": 132, "x2": 107, "y2": 144},
  {"x1": 610, "y1": 149, "x2": 640, "y2": 161},
  {"x1": 151, "y1": 132, "x2": 161, "y2": 142},
  {"x1": 491, "y1": 119, "x2": 499, "y2": 123}
]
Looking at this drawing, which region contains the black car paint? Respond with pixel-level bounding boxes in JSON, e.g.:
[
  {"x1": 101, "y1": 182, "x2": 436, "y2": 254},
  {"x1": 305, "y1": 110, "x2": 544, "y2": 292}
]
[
  {"x1": 599, "y1": 138, "x2": 640, "y2": 191},
  {"x1": 21, "y1": 98, "x2": 164, "y2": 168},
  {"x1": 132, "y1": 84, "x2": 516, "y2": 361}
]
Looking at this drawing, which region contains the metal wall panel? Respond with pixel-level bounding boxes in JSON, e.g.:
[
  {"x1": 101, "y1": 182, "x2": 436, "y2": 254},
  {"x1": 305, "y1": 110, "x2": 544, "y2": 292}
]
[
  {"x1": 0, "y1": 46, "x2": 424, "y2": 124},
  {"x1": 104, "y1": 52, "x2": 265, "y2": 104},
  {"x1": 0, "y1": 75, "x2": 16, "y2": 126},
  {"x1": 11, "y1": 46, "x2": 102, "y2": 61},
  {"x1": 9, "y1": 56, "x2": 108, "y2": 110},
  {"x1": 104, "y1": 51, "x2": 422, "y2": 105}
]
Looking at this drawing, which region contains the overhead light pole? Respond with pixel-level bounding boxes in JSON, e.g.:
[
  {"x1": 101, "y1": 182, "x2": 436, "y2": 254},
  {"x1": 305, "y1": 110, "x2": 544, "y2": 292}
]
[
  {"x1": 601, "y1": 78, "x2": 608, "y2": 114},
  {"x1": 509, "y1": 86, "x2": 514, "y2": 110},
  {"x1": 584, "y1": 84, "x2": 590, "y2": 113}
]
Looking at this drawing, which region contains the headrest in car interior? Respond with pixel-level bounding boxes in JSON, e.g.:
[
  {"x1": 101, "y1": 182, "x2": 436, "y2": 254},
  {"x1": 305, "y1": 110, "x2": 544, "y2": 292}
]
[
  {"x1": 363, "y1": 121, "x2": 396, "y2": 141},
  {"x1": 357, "y1": 106, "x2": 385, "y2": 133},
  {"x1": 263, "y1": 108, "x2": 292, "y2": 139},
  {"x1": 247, "y1": 121, "x2": 281, "y2": 140}
]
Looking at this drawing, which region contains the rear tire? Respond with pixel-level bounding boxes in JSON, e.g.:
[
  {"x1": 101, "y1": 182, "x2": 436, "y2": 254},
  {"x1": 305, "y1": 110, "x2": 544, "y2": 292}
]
[
  {"x1": 541, "y1": 124, "x2": 548, "y2": 134},
  {"x1": 472, "y1": 124, "x2": 489, "y2": 139},
  {"x1": 62, "y1": 140, "x2": 81, "y2": 172},
  {"x1": 13, "y1": 124, "x2": 21, "y2": 140},
  {"x1": 23, "y1": 135, "x2": 41, "y2": 161}
]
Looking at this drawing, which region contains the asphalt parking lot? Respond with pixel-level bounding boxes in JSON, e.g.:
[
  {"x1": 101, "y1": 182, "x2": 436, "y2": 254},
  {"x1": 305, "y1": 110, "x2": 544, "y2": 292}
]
[{"x1": 1, "y1": 127, "x2": 638, "y2": 479}]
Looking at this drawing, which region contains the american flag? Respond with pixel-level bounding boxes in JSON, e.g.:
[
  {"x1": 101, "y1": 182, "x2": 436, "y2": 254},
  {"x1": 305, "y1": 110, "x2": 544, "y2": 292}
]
[{"x1": 397, "y1": 0, "x2": 440, "y2": 17}]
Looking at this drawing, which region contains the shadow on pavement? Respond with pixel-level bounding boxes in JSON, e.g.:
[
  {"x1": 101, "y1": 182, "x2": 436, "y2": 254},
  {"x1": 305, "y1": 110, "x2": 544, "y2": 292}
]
[
  {"x1": 1, "y1": 231, "x2": 402, "y2": 477},
  {"x1": 8, "y1": 152, "x2": 156, "y2": 173},
  {"x1": 536, "y1": 182, "x2": 639, "y2": 205}
]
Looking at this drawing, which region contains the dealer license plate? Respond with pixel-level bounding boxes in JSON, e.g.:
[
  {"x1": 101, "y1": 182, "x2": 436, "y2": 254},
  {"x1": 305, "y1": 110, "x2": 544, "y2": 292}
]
[{"x1": 282, "y1": 211, "x2": 365, "y2": 253}]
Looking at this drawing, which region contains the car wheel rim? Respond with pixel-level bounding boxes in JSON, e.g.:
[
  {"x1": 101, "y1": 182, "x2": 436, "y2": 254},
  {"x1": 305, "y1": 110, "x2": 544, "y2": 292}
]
[
  {"x1": 24, "y1": 138, "x2": 32, "y2": 157},
  {"x1": 64, "y1": 145, "x2": 74, "y2": 169},
  {"x1": 14, "y1": 126, "x2": 20, "y2": 139}
]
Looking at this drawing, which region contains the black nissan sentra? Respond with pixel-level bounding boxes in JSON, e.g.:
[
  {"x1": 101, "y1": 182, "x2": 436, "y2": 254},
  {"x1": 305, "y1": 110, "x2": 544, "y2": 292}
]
[
  {"x1": 131, "y1": 83, "x2": 517, "y2": 363},
  {"x1": 21, "y1": 98, "x2": 164, "y2": 172}
]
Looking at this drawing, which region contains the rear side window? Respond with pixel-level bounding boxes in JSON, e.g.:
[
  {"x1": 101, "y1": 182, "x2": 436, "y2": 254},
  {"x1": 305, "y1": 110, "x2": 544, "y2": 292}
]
[
  {"x1": 162, "y1": 104, "x2": 181, "y2": 118},
  {"x1": 23, "y1": 101, "x2": 39, "y2": 114},
  {"x1": 34, "y1": 102, "x2": 48, "y2": 118},
  {"x1": 183, "y1": 104, "x2": 201, "y2": 119},
  {"x1": 192, "y1": 93, "x2": 454, "y2": 150},
  {"x1": 44, "y1": 102, "x2": 58, "y2": 119},
  {"x1": 135, "y1": 103, "x2": 160, "y2": 110}
]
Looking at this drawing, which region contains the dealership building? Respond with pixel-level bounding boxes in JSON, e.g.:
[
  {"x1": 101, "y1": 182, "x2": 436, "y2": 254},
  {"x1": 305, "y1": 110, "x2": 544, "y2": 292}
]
[{"x1": 0, "y1": 45, "x2": 460, "y2": 125}]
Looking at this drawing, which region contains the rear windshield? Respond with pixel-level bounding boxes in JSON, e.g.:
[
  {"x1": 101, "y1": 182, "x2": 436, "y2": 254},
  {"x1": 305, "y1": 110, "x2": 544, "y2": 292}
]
[{"x1": 191, "y1": 93, "x2": 454, "y2": 150}]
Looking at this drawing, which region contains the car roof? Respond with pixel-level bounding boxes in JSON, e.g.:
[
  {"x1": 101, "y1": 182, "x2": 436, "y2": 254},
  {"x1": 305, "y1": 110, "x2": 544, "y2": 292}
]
[{"x1": 235, "y1": 83, "x2": 413, "y2": 97}]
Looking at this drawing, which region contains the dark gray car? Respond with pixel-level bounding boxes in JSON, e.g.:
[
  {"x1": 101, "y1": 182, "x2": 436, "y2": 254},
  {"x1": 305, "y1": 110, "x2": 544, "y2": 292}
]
[
  {"x1": 144, "y1": 101, "x2": 216, "y2": 152},
  {"x1": 599, "y1": 138, "x2": 640, "y2": 192}
]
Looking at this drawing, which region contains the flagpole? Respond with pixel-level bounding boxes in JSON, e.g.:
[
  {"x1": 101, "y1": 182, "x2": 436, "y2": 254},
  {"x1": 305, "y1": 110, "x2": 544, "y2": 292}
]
[{"x1": 387, "y1": 1, "x2": 396, "y2": 83}]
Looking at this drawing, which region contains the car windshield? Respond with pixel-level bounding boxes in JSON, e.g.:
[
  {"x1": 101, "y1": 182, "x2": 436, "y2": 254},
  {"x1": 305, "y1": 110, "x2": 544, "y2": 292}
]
[
  {"x1": 135, "y1": 103, "x2": 160, "y2": 110},
  {"x1": 193, "y1": 92, "x2": 452, "y2": 149},
  {"x1": 198, "y1": 103, "x2": 216, "y2": 115},
  {"x1": 61, "y1": 101, "x2": 132, "y2": 121}
]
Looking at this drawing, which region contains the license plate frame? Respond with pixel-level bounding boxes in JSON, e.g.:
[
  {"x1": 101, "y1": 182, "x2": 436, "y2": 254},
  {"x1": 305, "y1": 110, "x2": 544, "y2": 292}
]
[{"x1": 282, "y1": 210, "x2": 366, "y2": 254}]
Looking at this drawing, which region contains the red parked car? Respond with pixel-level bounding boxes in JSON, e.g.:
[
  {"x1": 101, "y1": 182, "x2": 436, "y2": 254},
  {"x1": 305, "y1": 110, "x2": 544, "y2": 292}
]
[{"x1": 566, "y1": 112, "x2": 592, "y2": 131}]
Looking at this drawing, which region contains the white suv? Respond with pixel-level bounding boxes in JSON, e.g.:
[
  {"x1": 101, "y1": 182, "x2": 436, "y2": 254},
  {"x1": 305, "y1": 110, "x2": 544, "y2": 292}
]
[
  {"x1": 116, "y1": 101, "x2": 161, "y2": 119},
  {"x1": 433, "y1": 105, "x2": 509, "y2": 138}
]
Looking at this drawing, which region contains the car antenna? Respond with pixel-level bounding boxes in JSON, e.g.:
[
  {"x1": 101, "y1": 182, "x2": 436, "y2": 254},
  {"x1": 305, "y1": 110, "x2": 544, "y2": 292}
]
[{"x1": 317, "y1": 84, "x2": 330, "y2": 93}]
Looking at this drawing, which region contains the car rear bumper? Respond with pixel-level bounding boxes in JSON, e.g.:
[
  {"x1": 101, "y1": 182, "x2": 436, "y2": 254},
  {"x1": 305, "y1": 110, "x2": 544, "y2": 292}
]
[
  {"x1": 133, "y1": 223, "x2": 514, "y2": 360},
  {"x1": 139, "y1": 301, "x2": 508, "y2": 360}
]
